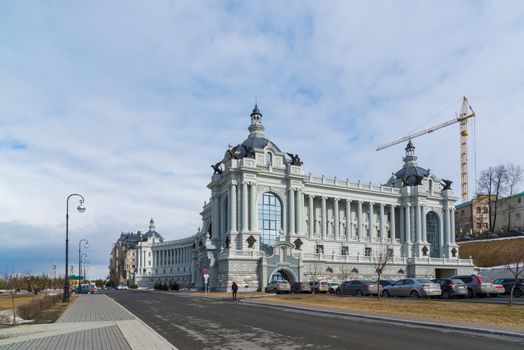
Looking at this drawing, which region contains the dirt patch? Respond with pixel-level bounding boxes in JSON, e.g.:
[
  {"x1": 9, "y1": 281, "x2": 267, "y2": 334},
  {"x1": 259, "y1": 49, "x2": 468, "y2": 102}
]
[{"x1": 261, "y1": 294, "x2": 524, "y2": 329}]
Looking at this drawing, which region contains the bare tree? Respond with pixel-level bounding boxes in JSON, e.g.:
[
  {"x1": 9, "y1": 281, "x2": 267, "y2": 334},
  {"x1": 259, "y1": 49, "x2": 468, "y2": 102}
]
[
  {"x1": 477, "y1": 165, "x2": 507, "y2": 233},
  {"x1": 505, "y1": 164, "x2": 522, "y2": 232},
  {"x1": 506, "y1": 249, "x2": 524, "y2": 306},
  {"x1": 370, "y1": 245, "x2": 392, "y2": 300},
  {"x1": 305, "y1": 261, "x2": 324, "y2": 294},
  {"x1": 337, "y1": 264, "x2": 352, "y2": 283},
  {"x1": 4, "y1": 272, "x2": 24, "y2": 325}
]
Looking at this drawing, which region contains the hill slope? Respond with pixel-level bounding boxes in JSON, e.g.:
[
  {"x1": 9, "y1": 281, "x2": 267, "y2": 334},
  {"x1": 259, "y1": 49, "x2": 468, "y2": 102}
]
[{"x1": 458, "y1": 237, "x2": 524, "y2": 267}]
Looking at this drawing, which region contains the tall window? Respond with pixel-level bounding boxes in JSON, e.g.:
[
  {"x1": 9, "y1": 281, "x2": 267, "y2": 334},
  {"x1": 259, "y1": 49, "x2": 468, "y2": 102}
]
[
  {"x1": 258, "y1": 192, "x2": 282, "y2": 252},
  {"x1": 266, "y1": 152, "x2": 273, "y2": 166}
]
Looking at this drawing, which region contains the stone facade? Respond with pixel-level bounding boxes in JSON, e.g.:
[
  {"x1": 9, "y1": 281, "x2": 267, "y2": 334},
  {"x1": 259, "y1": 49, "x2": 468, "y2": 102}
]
[{"x1": 135, "y1": 105, "x2": 474, "y2": 291}]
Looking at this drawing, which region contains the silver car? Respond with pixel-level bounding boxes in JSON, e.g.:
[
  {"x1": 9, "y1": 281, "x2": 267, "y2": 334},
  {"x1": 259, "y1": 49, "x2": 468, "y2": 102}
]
[
  {"x1": 381, "y1": 278, "x2": 441, "y2": 298},
  {"x1": 337, "y1": 280, "x2": 380, "y2": 296},
  {"x1": 450, "y1": 275, "x2": 494, "y2": 298},
  {"x1": 265, "y1": 280, "x2": 291, "y2": 294}
]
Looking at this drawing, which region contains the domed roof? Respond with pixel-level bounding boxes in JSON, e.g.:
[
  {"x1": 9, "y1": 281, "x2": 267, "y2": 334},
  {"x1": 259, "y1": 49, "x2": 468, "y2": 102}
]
[{"x1": 393, "y1": 140, "x2": 429, "y2": 186}]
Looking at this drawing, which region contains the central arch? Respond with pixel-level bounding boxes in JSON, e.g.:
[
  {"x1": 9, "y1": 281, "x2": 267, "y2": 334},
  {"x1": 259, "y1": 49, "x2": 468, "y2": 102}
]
[{"x1": 269, "y1": 268, "x2": 297, "y2": 284}]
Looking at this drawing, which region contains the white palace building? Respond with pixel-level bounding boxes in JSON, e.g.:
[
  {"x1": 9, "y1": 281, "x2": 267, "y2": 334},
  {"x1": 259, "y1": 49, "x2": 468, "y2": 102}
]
[{"x1": 135, "y1": 105, "x2": 474, "y2": 291}]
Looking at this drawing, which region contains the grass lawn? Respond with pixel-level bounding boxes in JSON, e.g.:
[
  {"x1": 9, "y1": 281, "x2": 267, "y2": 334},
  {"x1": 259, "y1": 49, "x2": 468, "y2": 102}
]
[
  {"x1": 264, "y1": 294, "x2": 524, "y2": 329},
  {"x1": 0, "y1": 294, "x2": 43, "y2": 311}
]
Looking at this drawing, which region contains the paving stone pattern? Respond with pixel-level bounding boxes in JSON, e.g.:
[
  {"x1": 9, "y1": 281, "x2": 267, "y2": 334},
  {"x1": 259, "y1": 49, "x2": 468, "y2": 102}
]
[
  {"x1": 57, "y1": 295, "x2": 136, "y2": 323},
  {"x1": 0, "y1": 325, "x2": 130, "y2": 350}
]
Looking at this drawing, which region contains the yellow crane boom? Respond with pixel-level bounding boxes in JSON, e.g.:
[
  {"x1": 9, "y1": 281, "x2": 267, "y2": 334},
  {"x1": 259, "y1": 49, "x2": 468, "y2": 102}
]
[{"x1": 376, "y1": 97, "x2": 476, "y2": 202}]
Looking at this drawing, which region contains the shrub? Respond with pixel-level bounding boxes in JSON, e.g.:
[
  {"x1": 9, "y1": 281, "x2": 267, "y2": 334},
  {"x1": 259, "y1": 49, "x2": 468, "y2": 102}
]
[
  {"x1": 153, "y1": 281, "x2": 161, "y2": 290},
  {"x1": 169, "y1": 282, "x2": 179, "y2": 291},
  {"x1": 129, "y1": 283, "x2": 138, "y2": 289},
  {"x1": 161, "y1": 283, "x2": 169, "y2": 291},
  {"x1": 16, "y1": 294, "x2": 63, "y2": 320}
]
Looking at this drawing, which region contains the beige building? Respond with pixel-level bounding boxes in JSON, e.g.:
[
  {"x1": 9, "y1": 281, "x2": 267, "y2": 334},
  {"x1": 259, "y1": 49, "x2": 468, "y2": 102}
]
[
  {"x1": 455, "y1": 196, "x2": 490, "y2": 238},
  {"x1": 109, "y1": 231, "x2": 144, "y2": 286},
  {"x1": 493, "y1": 191, "x2": 524, "y2": 234},
  {"x1": 455, "y1": 191, "x2": 524, "y2": 238}
]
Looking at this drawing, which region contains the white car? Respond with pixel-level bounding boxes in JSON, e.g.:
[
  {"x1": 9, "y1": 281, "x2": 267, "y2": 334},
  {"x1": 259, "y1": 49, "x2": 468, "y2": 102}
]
[{"x1": 116, "y1": 284, "x2": 128, "y2": 290}]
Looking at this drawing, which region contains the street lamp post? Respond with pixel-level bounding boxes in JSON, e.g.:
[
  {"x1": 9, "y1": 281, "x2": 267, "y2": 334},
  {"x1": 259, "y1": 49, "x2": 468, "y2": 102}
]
[
  {"x1": 64, "y1": 194, "x2": 86, "y2": 303},
  {"x1": 78, "y1": 239, "x2": 88, "y2": 287}
]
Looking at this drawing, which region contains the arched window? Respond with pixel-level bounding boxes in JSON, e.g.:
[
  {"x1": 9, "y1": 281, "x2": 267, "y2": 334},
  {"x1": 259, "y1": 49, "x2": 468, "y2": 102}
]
[
  {"x1": 266, "y1": 152, "x2": 273, "y2": 166},
  {"x1": 258, "y1": 192, "x2": 282, "y2": 252}
]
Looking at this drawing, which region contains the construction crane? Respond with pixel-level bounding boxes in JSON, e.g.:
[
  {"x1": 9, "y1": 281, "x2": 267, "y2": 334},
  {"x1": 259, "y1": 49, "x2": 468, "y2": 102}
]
[{"x1": 376, "y1": 97, "x2": 476, "y2": 202}]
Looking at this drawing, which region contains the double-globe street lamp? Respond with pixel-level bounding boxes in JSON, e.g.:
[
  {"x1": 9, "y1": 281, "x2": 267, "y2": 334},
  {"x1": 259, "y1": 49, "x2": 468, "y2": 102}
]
[
  {"x1": 64, "y1": 194, "x2": 86, "y2": 303},
  {"x1": 78, "y1": 239, "x2": 88, "y2": 286}
]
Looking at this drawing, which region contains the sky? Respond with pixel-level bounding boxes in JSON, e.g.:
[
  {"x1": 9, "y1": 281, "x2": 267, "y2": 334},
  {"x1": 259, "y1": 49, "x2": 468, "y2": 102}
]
[{"x1": 1, "y1": 1, "x2": 523, "y2": 279}]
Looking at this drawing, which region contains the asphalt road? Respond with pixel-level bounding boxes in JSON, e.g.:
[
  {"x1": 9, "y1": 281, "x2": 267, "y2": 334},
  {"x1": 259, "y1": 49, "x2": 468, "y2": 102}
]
[{"x1": 108, "y1": 291, "x2": 523, "y2": 350}]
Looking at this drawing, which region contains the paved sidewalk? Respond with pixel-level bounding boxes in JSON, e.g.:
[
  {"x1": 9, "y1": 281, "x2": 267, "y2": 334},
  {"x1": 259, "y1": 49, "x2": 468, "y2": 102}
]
[{"x1": 0, "y1": 294, "x2": 177, "y2": 350}]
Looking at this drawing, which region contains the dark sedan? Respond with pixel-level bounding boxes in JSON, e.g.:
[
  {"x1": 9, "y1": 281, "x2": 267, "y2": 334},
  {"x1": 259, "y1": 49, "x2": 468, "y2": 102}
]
[
  {"x1": 493, "y1": 278, "x2": 524, "y2": 297},
  {"x1": 431, "y1": 278, "x2": 467, "y2": 298}
]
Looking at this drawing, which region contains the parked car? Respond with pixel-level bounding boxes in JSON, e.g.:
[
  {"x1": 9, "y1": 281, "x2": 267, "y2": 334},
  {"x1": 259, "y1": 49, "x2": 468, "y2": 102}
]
[
  {"x1": 73, "y1": 284, "x2": 92, "y2": 294},
  {"x1": 116, "y1": 284, "x2": 129, "y2": 290},
  {"x1": 431, "y1": 278, "x2": 467, "y2": 299},
  {"x1": 450, "y1": 275, "x2": 494, "y2": 298},
  {"x1": 265, "y1": 280, "x2": 291, "y2": 294},
  {"x1": 337, "y1": 280, "x2": 380, "y2": 296},
  {"x1": 309, "y1": 281, "x2": 330, "y2": 293},
  {"x1": 377, "y1": 280, "x2": 394, "y2": 287},
  {"x1": 328, "y1": 283, "x2": 340, "y2": 294},
  {"x1": 492, "y1": 278, "x2": 524, "y2": 297},
  {"x1": 291, "y1": 282, "x2": 312, "y2": 294},
  {"x1": 491, "y1": 283, "x2": 505, "y2": 297},
  {"x1": 381, "y1": 278, "x2": 441, "y2": 298}
]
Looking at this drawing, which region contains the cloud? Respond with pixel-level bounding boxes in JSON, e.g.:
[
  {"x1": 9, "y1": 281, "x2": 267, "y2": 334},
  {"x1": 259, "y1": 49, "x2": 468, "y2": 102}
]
[{"x1": 1, "y1": 1, "x2": 524, "y2": 278}]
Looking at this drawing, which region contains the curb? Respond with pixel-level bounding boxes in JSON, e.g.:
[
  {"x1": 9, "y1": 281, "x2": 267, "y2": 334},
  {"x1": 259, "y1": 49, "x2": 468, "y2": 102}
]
[
  {"x1": 107, "y1": 295, "x2": 178, "y2": 350},
  {"x1": 242, "y1": 300, "x2": 524, "y2": 340}
]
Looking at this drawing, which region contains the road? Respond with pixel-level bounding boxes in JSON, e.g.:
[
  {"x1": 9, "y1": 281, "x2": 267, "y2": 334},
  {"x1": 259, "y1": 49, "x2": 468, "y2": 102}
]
[{"x1": 108, "y1": 290, "x2": 523, "y2": 350}]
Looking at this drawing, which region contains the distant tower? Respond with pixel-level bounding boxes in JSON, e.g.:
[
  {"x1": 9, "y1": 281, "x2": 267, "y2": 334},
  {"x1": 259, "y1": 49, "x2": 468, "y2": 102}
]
[
  {"x1": 149, "y1": 218, "x2": 155, "y2": 232},
  {"x1": 248, "y1": 104, "x2": 265, "y2": 137},
  {"x1": 403, "y1": 140, "x2": 417, "y2": 166}
]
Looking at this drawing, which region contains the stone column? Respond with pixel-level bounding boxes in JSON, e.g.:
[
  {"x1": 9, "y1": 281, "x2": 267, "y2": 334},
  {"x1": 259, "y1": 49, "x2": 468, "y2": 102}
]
[
  {"x1": 368, "y1": 202, "x2": 374, "y2": 241},
  {"x1": 321, "y1": 197, "x2": 327, "y2": 240},
  {"x1": 379, "y1": 203, "x2": 385, "y2": 242},
  {"x1": 444, "y1": 207, "x2": 450, "y2": 245},
  {"x1": 230, "y1": 184, "x2": 237, "y2": 233},
  {"x1": 308, "y1": 195, "x2": 314, "y2": 238},
  {"x1": 421, "y1": 205, "x2": 427, "y2": 243},
  {"x1": 450, "y1": 208, "x2": 456, "y2": 245},
  {"x1": 249, "y1": 184, "x2": 258, "y2": 232},
  {"x1": 345, "y1": 199, "x2": 351, "y2": 240},
  {"x1": 297, "y1": 190, "x2": 303, "y2": 235},
  {"x1": 289, "y1": 188, "x2": 295, "y2": 235},
  {"x1": 390, "y1": 205, "x2": 396, "y2": 241},
  {"x1": 334, "y1": 198, "x2": 339, "y2": 240},
  {"x1": 242, "y1": 182, "x2": 249, "y2": 232},
  {"x1": 415, "y1": 204, "x2": 422, "y2": 243},
  {"x1": 212, "y1": 195, "x2": 220, "y2": 241},
  {"x1": 405, "y1": 204, "x2": 412, "y2": 244},
  {"x1": 400, "y1": 206, "x2": 405, "y2": 243},
  {"x1": 357, "y1": 201, "x2": 363, "y2": 242},
  {"x1": 220, "y1": 196, "x2": 226, "y2": 237}
]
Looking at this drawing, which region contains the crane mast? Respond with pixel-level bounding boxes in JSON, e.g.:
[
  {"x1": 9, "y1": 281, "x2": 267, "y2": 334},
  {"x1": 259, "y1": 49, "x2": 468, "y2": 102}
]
[{"x1": 376, "y1": 97, "x2": 476, "y2": 203}]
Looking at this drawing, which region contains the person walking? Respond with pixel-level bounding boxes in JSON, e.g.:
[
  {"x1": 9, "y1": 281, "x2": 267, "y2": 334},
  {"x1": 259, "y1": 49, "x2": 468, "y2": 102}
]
[{"x1": 232, "y1": 281, "x2": 238, "y2": 301}]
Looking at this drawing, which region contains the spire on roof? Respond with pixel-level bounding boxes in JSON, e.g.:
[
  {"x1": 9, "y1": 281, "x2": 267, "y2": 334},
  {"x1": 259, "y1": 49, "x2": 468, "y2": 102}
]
[
  {"x1": 149, "y1": 218, "x2": 155, "y2": 232},
  {"x1": 248, "y1": 103, "x2": 265, "y2": 137}
]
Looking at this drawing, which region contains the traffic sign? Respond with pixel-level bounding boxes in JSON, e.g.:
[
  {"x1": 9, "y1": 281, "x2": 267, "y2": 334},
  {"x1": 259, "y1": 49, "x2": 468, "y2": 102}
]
[{"x1": 202, "y1": 267, "x2": 209, "y2": 275}]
